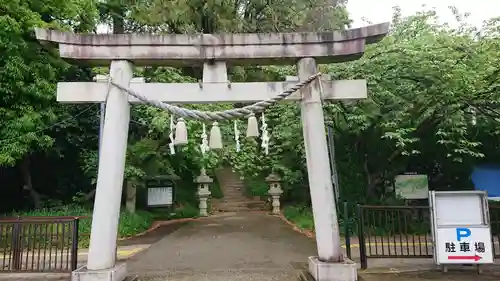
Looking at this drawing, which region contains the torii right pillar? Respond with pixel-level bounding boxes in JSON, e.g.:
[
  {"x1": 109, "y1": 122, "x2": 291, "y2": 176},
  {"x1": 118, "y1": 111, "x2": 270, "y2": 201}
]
[
  {"x1": 298, "y1": 57, "x2": 357, "y2": 280},
  {"x1": 292, "y1": 26, "x2": 389, "y2": 281}
]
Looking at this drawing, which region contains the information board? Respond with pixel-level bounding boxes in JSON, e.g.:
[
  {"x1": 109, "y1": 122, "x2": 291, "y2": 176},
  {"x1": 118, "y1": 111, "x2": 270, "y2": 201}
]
[
  {"x1": 147, "y1": 187, "x2": 173, "y2": 206},
  {"x1": 429, "y1": 190, "x2": 494, "y2": 265},
  {"x1": 394, "y1": 174, "x2": 429, "y2": 199},
  {"x1": 146, "y1": 177, "x2": 176, "y2": 207}
]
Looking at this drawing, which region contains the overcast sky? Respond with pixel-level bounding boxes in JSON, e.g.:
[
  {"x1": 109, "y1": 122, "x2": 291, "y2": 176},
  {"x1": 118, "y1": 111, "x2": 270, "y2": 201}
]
[{"x1": 347, "y1": 0, "x2": 499, "y2": 28}]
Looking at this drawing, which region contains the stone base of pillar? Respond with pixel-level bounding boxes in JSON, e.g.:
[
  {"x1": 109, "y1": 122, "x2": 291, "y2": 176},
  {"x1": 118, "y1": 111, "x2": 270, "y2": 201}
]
[
  {"x1": 302, "y1": 256, "x2": 357, "y2": 281},
  {"x1": 72, "y1": 262, "x2": 127, "y2": 281}
]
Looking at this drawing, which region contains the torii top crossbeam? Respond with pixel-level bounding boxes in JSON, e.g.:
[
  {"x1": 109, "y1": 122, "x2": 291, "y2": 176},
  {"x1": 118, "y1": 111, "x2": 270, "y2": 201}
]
[{"x1": 34, "y1": 23, "x2": 389, "y2": 66}]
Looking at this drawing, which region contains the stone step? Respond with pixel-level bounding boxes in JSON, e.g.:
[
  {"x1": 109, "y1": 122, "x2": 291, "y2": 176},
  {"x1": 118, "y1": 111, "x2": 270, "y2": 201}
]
[
  {"x1": 214, "y1": 201, "x2": 267, "y2": 208},
  {"x1": 215, "y1": 207, "x2": 250, "y2": 212},
  {"x1": 221, "y1": 195, "x2": 247, "y2": 199},
  {"x1": 214, "y1": 205, "x2": 268, "y2": 212},
  {"x1": 219, "y1": 199, "x2": 249, "y2": 203},
  {"x1": 213, "y1": 202, "x2": 267, "y2": 208},
  {"x1": 222, "y1": 191, "x2": 245, "y2": 195},
  {"x1": 214, "y1": 167, "x2": 267, "y2": 213},
  {"x1": 221, "y1": 197, "x2": 248, "y2": 201},
  {"x1": 216, "y1": 175, "x2": 242, "y2": 179},
  {"x1": 221, "y1": 189, "x2": 245, "y2": 192},
  {"x1": 222, "y1": 186, "x2": 245, "y2": 189},
  {"x1": 212, "y1": 198, "x2": 252, "y2": 202},
  {"x1": 219, "y1": 183, "x2": 244, "y2": 186},
  {"x1": 216, "y1": 174, "x2": 239, "y2": 178},
  {"x1": 218, "y1": 176, "x2": 241, "y2": 179},
  {"x1": 220, "y1": 185, "x2": 244, "y2": 189}
]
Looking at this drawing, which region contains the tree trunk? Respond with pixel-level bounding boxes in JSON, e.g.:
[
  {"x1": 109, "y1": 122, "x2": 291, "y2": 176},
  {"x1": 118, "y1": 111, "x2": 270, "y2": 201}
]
[
  {"x1": 20, "y1": 156, "x2": 42, "y2": 209},
  {"x1": 83, "y1": 188, "x2": 96, "y2": 201},
  {"x1": 125, "y1": 181, "x2": 136, "y2": 213},
  {"x1": 111, "y1": 6, "x2": 124, "y2": 34}
]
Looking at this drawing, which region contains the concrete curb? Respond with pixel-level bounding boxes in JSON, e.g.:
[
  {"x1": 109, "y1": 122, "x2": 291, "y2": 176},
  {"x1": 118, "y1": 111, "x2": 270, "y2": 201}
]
[
  {"x1": 117, "y1": 217, "x2": 203, "y2": 241},
  {"x1": 359, "y1": 268, "x2": 435, "y2": 274},
  {"x1": 274, "y1": 213, "x2": 316, "y2": 239},
  {"x1": 116, "y1": 211, "x2": 248, "y2": 241}
]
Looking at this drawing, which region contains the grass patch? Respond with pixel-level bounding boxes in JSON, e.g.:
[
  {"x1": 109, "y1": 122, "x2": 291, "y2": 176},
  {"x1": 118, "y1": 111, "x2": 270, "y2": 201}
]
[
  {"x1": 9, "y1": 205, "x2": 154, "y2": 248},
  {"x1": 211, "y1": 180, "x2": 224, "y2": 199},
  {"x1": 7, "y1": 203, "x2": 199, "y2": 248},
  {"x1": 283, "y1": 204, "x2": 351, "y2": 236},
  {"x1": 283, "y1": 205, "x2": 314, "y2": 231},
  {"x1": 149, "y1": 202, "x2": 200, "y2": 220}
]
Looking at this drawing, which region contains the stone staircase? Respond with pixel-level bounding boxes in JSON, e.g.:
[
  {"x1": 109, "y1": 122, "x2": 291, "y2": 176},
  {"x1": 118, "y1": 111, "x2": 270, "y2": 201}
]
[{"x1": 212, "y1": 167, "x2": 268, "y2": 212}]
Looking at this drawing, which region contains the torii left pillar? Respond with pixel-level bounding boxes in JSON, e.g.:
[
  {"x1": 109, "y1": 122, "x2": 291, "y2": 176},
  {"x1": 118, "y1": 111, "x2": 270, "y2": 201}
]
[{"x1": 87, "y1": 61, "x2": 132, "y2": 280}]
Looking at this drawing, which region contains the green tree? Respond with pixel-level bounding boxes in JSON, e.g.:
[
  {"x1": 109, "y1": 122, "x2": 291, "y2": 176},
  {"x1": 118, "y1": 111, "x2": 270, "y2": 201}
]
[
  {"x1": 0, "y1": 0, "x2": 97, "y2": 208},
  {"x1": 128, "y1": 0, "x2": 351, "y2": 33},
  {"x1": 324, "y1": 7, "x2": 500, "y2": 200}
]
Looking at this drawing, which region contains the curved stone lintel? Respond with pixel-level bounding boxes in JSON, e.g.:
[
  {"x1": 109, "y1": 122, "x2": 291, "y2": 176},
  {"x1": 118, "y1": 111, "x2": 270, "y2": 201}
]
[{"x1": 34, "y1": 23, "x2": 389, "y2": 66}]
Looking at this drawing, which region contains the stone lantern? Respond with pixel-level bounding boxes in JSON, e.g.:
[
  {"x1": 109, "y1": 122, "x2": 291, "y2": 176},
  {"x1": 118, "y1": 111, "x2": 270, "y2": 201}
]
[
  {"x1": 266, "y1": 173, "x2": 283, "y2": 215},
  {"x1": 195, "y1": 168, "x2": 212, "y2": 217}
]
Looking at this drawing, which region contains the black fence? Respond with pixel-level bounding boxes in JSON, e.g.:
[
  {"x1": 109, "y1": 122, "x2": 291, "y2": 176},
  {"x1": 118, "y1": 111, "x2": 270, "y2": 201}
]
[
  {"x1": 355, "y1": 205, "x2": 432, "y2": 269},
  {"x1": 344, "y1": 203, "x2": 500, "y2": 269},
  {"x1": 490, "y1": 206, "x2": 500, "y2": 257},
  {"x1": 0, "y1": 216, "x2": 79, "y2": 272}
]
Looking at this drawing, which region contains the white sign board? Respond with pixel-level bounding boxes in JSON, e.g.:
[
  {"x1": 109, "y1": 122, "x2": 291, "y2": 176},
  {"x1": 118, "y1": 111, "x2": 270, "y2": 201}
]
[
  {"x1": 147, "y1": 187, "x2": 173, "y2": 206},
  {"x1": 429, "y1": 190, "x2": 494, "y2": 266},
  {"x1": 435, "y1": 227, "x2": 493, "y2": 264}
]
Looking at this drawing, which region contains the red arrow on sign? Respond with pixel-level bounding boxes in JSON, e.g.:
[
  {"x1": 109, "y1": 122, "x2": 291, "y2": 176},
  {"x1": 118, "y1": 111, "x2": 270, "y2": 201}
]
[{"x1": 447, "y1": 255, "x2": 482, "y2": 261}]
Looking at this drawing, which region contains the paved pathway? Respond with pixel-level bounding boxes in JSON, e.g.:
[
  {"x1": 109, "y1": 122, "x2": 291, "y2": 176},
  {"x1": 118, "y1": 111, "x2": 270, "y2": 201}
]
[{"x1": 126, "y1": 212, "x2": 317, "y2": 281}]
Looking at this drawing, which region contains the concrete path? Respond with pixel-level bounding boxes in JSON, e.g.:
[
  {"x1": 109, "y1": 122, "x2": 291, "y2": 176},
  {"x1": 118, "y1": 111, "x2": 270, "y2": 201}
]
[{"x1": 126, "y1": 212, "x2": 317, "y2": 281}]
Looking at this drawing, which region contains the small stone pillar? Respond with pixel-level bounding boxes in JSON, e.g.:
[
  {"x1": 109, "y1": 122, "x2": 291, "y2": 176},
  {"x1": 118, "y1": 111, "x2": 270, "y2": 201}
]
[
  {"x1": 195, "y1": 168, "x2": 212, "y2": 217},
  {"x1": 266, "y1": 173, "x2": 283, "y2": 215}
]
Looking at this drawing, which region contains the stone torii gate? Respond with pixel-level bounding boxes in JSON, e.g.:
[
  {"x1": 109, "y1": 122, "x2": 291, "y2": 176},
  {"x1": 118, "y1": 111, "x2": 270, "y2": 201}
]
[{"x1": 35, "y1": 24, "x2": 388, "y2": 281}]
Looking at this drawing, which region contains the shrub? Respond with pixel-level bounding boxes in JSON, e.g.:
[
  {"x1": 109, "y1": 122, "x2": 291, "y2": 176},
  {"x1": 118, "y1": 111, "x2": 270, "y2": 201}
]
[{"x1": 7, "y1": 204, "x2": 154, "y2": 248}]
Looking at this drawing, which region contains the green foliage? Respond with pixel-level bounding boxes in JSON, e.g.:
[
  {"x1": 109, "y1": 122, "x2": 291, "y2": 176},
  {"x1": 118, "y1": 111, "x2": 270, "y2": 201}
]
[
  {"x1": 322, "y1": 7, "x2": 500, "y2": 198},
  {"x1": 243, "y1": 177, "x2": 269, "y2": 197},
  {"x1": 148, "y1": 202, "x2": 200, "y2": 220},
  {"x1": 9, "y1": 204, "x2": 154, "y2": 248},
  {"x1": 128, "y1": 0, "x2": 351, "y2": 33},
  {"x1": 169, "y1": 203, "x2": 199, "y2": 219},
  {"x1": 230, "y1": 6, "x2": 500, "y2": 202},
  {"x1": 283, "y1": 202, "x2": 429, "y2": 237},
  {"x1": 116, "y1": 210, "x2": 155, "y2": 238},
  {"x1": 210, "y1": 179, "x2": 224, "y2": 199},
  {"x1": 283, "y1": 205, "x2": 315, "y2": 231},
  {"x1": 0, "y1": 0, "x2": 97, "y2": 166},
  {"x1": 284, "y1": 204, "x2": 355, "y2": 236}
]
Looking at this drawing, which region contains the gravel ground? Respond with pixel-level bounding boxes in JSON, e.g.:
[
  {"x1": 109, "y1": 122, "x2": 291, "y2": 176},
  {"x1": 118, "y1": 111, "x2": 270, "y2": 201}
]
[{"x1": 127, "y1": 212, "x2": 317, "y2": 281}]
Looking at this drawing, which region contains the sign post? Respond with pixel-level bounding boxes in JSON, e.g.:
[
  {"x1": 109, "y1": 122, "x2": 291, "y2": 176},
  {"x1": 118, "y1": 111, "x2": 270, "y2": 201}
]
[{"x1": 429, "y1": 191, "x2": 494, "y2": 272}]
